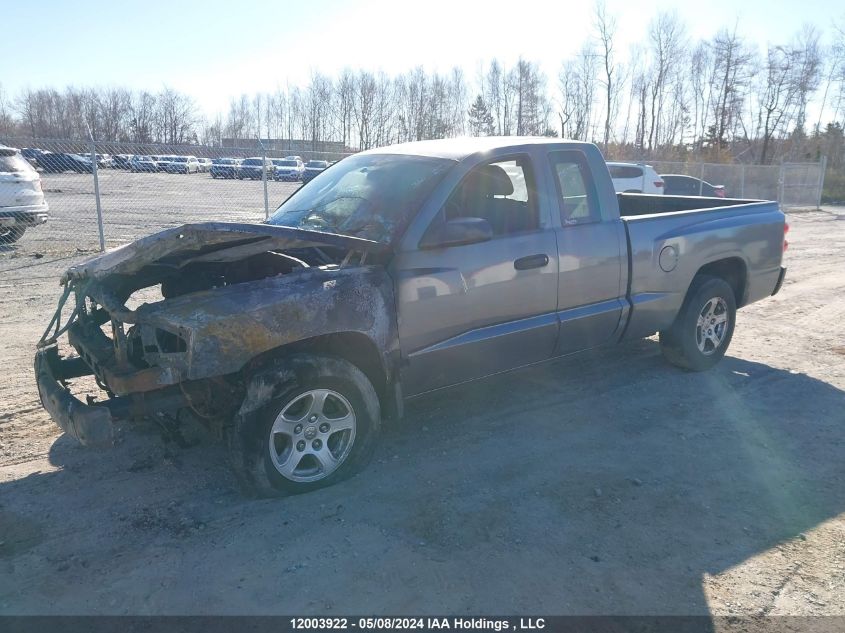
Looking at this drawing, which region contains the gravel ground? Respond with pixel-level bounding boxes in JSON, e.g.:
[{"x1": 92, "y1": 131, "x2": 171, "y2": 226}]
[{"x1": 0, "y1": 187, "x2": 843, "y2": 615}]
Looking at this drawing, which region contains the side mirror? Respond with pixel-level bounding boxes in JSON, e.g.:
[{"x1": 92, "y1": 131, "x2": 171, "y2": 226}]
[{"x1": 420, "y1": 216, "x2": 493, "y2": 249}]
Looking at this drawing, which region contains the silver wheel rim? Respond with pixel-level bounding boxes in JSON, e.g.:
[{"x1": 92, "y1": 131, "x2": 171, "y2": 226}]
[
  {"x1": 268, "y1": 388, "x2": 356, "y2": 483},
  {"x1": 696, "y1": 297, "x2": 729, "y2": 355}
]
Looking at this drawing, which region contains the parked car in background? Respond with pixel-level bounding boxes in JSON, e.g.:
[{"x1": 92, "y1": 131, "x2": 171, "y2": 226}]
[
  {"x1": 285, "y1": 155, "x2": 303, "y2": 162},
  {"x1": 210, "y1": 158, "x2": 241, "y2": 179},
  {"x1": 272, "y1": 158, "x2": 304, "y2": 181},
  {"x1": 238, "y1": 157, "x2": 273, "y2": 180},
  {"x1": 0, "y1": 146, "x2": 48, "y2": 243},
  {"x1": 95, "y1": 153, "x2": 114, "y2": 169},
  {"x1": 21, "y1": 148, "x2": 44, "y2": 168},
  {"x1": 130, "y1": 155, "x2": 158, "y2": 172},
  {"x1": 607, "y1": 162, "x2": 664, "y2": 194},
  {"x1": 112, "y1": 154, "x2": 133, "y2": 170},
  {"x1": 196, "y1": 158, "x2": 212, "y2": 172},
  {"x1": 73, "y1": 152, "x2": 113, "y2": 169},
  {"x1": 661, "y1": 174, "x2": 726, "y2": 198},
  {"x1": 37, "y1": 152, "x2": 94, "y2": 173},
  {"x1": 166, "y1": 156, "x2": 200, "y2": 174},
  {"x1": 301, "y1": 159, "x2": 329, "y2": 182},
  {"x1": 155, "y1": 155, "x2": 177, "y2": 172}
]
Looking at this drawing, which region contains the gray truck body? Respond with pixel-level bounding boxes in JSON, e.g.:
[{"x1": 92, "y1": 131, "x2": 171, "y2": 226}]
[{"x1": 35, "y1": 138, "x2": 786, "y2": 445}]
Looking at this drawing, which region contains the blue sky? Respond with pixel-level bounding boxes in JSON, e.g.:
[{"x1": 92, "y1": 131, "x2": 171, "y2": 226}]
[{"x1": 1, "y1": 0, "x2": 841, "y2": 118}]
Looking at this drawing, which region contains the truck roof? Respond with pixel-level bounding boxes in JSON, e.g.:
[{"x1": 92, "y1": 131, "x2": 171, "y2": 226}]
[{"x1": 363, "y1": 137, "x2": 592, "y2": 161}]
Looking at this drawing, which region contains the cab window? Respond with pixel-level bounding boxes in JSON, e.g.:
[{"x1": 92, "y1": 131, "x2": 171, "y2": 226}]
[{"x1": 443, "y1": 156, "x2": 539, "y2": 236}]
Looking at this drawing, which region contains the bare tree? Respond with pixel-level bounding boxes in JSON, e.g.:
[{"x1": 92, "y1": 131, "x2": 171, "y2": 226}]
[
  {"x1": 753, "y1": 45, "x2": 802, "y2": 163},
  {"x1": 707, "y1": 26, "x2": 754, "y2": 150},
  {"x1": 485, "y1": 60, "x2": 504, "y2": 135},
  {"x1": 645, "y1": 11, "x2": 685, "y2": 150},
  {"x1": 792, "y1": 25, "x2": 822, "y2": 131},
  {"x1": 353, "y1": 71, "x2": 378, "y2": 150},
  {"x1": 594, "y1": 1, "x2": 618, "y2": 147},
  {"x1": 335, "y1": 70, "x2": 355, "y2": 148},
  {"x1": 100, "y1": 87, "x2": 131, "y2": 141},
  {"x1": 0, "y1": 84, "x2": 15, "y2": 136},
  {"x1": 129, "y1": 91, "x2": 157, "y2": 143}
]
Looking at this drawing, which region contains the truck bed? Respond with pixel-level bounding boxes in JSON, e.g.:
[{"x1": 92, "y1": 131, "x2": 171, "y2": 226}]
[
  {"x1": 617, "y1": 192, "x2": 765, "y2": 217},
  {"x1": 616, "y1": 193, "x2": 785, "y2": 340}
]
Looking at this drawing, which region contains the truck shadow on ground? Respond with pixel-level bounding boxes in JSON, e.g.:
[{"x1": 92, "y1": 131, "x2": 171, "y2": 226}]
[{"x1": 2, "y1": 337, "x2": 843, "y2": 615}]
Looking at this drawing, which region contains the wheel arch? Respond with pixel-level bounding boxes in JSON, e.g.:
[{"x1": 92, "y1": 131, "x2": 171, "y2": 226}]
[
  {"x1": 240, "y1": 331, "x2": 399, "y2": 423},
  {"x1": 693, "y1": 256, "x2": 748, "y2": 307}
]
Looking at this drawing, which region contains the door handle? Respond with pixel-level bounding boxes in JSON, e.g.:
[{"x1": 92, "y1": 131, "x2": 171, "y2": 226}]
[{"x1": 514, "y1": 254, "x2": 549, "y2": 270}]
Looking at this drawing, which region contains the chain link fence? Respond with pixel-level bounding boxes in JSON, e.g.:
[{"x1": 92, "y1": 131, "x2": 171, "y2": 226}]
[
  {"x1": 0, "y1": 136, "x2": 828, "y2": 265},
  {"x1": 647, "y1": 159, "x2": 826, "y2": 206},
  {"x1": 0, "y1": 137, "x2": 353, "y2": 263}
]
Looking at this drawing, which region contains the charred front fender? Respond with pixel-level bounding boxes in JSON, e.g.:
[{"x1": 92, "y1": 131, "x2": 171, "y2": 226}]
[{"x1": 136, "y1": 265, "x2": 398, "y2": 386}]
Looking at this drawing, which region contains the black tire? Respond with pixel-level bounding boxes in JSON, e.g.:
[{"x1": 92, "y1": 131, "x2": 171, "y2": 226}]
[
  {"x1": 226, "y1": 353, "x2": 381, "y2": 497},
  {"x1": 0, "y1": 227, "x2": 26, "y2": 244},
  {"x1": 660, "y1": 275, "x2": 737, "y2": 371}
]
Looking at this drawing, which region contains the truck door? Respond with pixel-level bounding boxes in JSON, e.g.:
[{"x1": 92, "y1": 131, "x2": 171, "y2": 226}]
[
  {"x1": 393, "y1": 154, "x2": 559, "y2": 396},
  {"x1": 548, "y1": 150, "x2": 626, "y2": 355}
]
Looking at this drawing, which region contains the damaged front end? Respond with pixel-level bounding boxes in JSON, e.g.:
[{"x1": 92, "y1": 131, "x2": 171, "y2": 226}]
[
  {"x1": 35, "y1": 222, "x2": 396, "y2": 447},
  {"x1": 35, "y1": 280, "x2": 204, "y2": 446}
]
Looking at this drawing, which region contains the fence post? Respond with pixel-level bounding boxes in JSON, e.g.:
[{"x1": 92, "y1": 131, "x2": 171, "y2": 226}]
[
  {"x1": 816, "y1": 155, "x2": 827, "y2": 209},
  {"x1": 740, "y1": 164, "x2": 746, "y2": 198},
  {"x1": 262, "y1": 150, "x2": 270, "y2": 220},
  {"x1": 778, "y1": 163, "x2": 785, "y2": 207},
  {"x1": 88, "y1": 134, "x2": 106, "y2": 252}
]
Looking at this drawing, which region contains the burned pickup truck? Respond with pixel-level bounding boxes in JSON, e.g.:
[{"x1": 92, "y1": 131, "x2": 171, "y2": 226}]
[{"x1": 36, "y1": 138, "x2": 787, "y2": 496}]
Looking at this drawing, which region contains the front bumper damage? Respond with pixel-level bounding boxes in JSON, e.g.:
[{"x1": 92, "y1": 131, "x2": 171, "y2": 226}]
[
  {"x1": 35, "y1": 347, "x2": 114, "y2": 446},
  {"x1": 34, "y1": 280, "x2": 190, "y2": 447},
  {"x1": 35, "y1": 346, "x2": 191, "y2": 447}
]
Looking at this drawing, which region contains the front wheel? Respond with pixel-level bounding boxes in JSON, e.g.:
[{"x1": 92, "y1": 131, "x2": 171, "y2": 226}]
[
  {"x1": 660, "y1": 275, "x2": 736, "y2": 371},
  {"x1": 226, "y1": 354, "x2": 381, "y2": 497}
]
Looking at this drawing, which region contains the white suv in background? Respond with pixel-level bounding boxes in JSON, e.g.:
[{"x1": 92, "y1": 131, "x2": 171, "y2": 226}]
[
  {"x1": 607, "y1": 162, "x2": 665, "y2": 194},
  {"x1": 0, "y1": 146, "x2": 49, "y2": 243}
]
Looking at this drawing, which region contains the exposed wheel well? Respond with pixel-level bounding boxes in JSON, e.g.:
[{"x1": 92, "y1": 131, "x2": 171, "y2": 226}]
[
  {"x1": 245, "y1": 332, "x2": 394, "y2": 417},
  {"x1": 694, "y1": 257, "x2": 747, "y2": 306}
]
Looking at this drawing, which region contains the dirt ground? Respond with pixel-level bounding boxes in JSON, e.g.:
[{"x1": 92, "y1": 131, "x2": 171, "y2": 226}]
[{"x1": 0, "y1": 199, "x2": 843, "y2": 616}]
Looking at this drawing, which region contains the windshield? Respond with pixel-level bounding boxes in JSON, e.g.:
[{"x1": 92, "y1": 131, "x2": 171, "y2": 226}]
[
  {"x1": 242, "y1": 158, "x2": 263, "y2": 166},
  {"x1": 267, "y1": 153, "x2": 454, "y2": 243},
  {"x1": 275, "y1": 160, "x2": 298, "y2": 167},
  {"x1": 306, "y1": 161, "x2": 328, "y2": 168},
  {"x1": 173, "y1": 157, "x2": 188, "y2": 162},
  {"x1": 213, "y1": 158, "x2": 235, "y2": 165}
]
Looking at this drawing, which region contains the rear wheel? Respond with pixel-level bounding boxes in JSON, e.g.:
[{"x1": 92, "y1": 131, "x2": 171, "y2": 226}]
[
  {"x1": 0, "y1": 227, "x2": 26, "y2": 244},
  {"x1": 660, "y1": 275, "x2": 736, "y2": 371},
  {"x1": 227, "y1": 354, "x2": 381, "y2": 497}
]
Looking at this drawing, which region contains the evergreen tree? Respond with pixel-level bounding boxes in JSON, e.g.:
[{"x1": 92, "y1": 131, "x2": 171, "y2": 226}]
[{"x1": 467, "y1": 95, "x2": 495, "y2": 136}]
